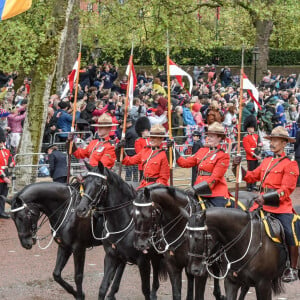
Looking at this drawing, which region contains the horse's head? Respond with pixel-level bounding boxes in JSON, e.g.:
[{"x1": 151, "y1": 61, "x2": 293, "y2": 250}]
[
  {"x1": 132, "y1": 187, "x2": 162, "y2": 253},
  {"x1": 10, "y1": 196, "x2": 40, "y2": 249},
  {"x1": 187, "y1": 211, "x2": 213, "y2": 277},
  {"x1": 76, "y1": 161, "x2": 108, "y2": 218}
]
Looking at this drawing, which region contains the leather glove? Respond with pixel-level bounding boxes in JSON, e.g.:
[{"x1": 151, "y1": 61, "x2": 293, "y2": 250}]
[
  {"x1": 66, "y1": 140, "x2": 77, "y2": 153},
  {"x1": 232, "y1": 155, "x2": 242, "y2": 166},
  {"x1": 166, "y1": 139, "x2": 174, "y2": 148},
  {"x1": 174, "y1": 148, "x2": 181, "y2": 161},
  {"x1": 116, "y1": 139, "x2": 126, "y2": 150},
  {"x1": 255, "y1": 194, "x2": 264, "y2": 206}
]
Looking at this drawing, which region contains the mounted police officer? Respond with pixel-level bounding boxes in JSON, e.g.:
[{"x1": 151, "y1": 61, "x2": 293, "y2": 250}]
[
  {"x1": 173, "y1": 122, "x2": 231, "y2": 207},
  {"x1": 68, "y1": 113, "x2": 117, "y2": 169},
  {"x1": 119, "y1": 124, "x2": 169, "y2": 189},
  {"x1": 233, "y1": 126, "x2": 300, "y2": 282}
]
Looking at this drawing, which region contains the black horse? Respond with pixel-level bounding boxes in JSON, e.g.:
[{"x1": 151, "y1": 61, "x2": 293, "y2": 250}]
[
  {"x1": 9, "y1": 181, "x2": 125, "y2": 300},
  {"x1": 76, "y1": 162, "x2": 166, "y2": 300},
  {"x1": 132, "y1": 185, "x2": 255, "y2": 300},
  {"x1": 188, "y1": 207, "x2": 286, "y2": 300},
  {"x1": 132, "y1": 185, "x2": 228, "y2": 300}
]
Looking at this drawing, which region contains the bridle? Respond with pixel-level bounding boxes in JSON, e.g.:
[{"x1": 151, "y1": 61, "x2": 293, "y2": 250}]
[
  {"x1": 187, "y1": 214, "x2": 255, "y2": 280},
  {"x1": 82, "y1": 171, "x2": 134, "y2": 241},
  {"x1": 11, "y1": 200, "x2": 40, "y2": 239},
  {"x1": 187, "y1": 220, "x2": 213, "y2": 260},
  {"x1": 11, "y1": 186, "x2": 76, "y2": 250},
  {"x1": 133, "y1": 198, "x2": 192, "y2": 254},
  {"x1": 133, "y1": 200, "x2": 161, "y2": 238},
  {"x1": 80, "y1": 172, "x2": 108, "y2": 210}
]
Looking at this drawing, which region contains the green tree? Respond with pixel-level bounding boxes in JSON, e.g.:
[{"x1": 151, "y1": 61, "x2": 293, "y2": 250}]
[{"x1": 13, "y1": 0, "x2": 79, "y2": 189}]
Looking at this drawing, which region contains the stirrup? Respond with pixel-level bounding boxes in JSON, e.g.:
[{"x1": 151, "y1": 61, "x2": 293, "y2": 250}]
[{"x1": 282, "y1": 267, "x2": 298, "y2": 283}]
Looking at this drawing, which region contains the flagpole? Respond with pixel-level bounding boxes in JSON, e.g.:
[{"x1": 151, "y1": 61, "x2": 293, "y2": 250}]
[
  {"x1": 118, "y1": 42, "x2": 134, "y2": 176},
  {"x1": 235, "y1": 45, "x2": 245, "y2": 207},
  {"x1": 166, "y1": 30, "x2": 173, "y2": 186},
  {"x1": 67, "y1": 41, "x2": 82, "y2": 184}
]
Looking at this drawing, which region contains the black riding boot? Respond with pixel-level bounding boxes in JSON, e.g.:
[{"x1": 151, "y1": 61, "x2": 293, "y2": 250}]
[{"x1": 282, "y1": 246, "x2": 299, "y2": 282}]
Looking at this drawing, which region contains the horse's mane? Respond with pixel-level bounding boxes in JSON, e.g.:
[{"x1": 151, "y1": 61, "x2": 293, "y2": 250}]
[{"x1": 104, "y1": 167, "x2": 137, "y2": 200}]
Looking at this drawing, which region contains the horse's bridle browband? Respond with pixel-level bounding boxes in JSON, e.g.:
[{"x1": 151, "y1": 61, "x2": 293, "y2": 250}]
[
  {"x1": 186, "y1": 225, "x2": 207, "y2": 231},
  {"x1": 133, "y1": 201, "x2": 153, "y2": 207},
  {"x1": 87, "y1": 172, "x2": 107, "y2": 180}
]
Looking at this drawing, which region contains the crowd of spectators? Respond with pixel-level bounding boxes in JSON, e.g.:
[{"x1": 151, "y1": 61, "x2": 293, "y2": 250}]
[{"x1": 0, "y1": 62, "x2": 300, "y2": 176}]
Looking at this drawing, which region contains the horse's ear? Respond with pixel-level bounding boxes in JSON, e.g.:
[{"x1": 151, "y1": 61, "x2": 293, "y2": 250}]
[
  {"x1": 84, "y1": 160, "x2": 92, "y2": 171},
  {"x1": 97, "y1": 161, "x2": 105, "y2": 174},
  {"x1": 144, "y1": 187, "x2": 150, "y2": 200}
]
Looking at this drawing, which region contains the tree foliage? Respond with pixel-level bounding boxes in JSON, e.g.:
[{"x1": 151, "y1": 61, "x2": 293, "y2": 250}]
[{"x1": 79, "y1": 0, "x2": 300, "y2": 66}]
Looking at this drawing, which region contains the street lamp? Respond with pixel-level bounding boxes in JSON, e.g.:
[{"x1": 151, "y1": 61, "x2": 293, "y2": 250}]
[{"x1": 252, "y1": 47, "x2": 260, "y2": 86}]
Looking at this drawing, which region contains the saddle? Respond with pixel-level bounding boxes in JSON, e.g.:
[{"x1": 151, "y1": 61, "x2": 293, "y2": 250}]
[{"x1": 256, "y1": 209, "x2": 285, "y2": 244}]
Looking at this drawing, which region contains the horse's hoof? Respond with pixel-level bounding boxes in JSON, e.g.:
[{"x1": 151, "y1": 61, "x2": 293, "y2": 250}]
[{"x1": 106, "y1": 297, "x2": 116, "y2": 300}]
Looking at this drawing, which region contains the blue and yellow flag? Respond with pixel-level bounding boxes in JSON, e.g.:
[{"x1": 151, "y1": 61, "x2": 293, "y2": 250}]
[{"x1": 0, "y1": 0, "x2": 32, "y2": 21}]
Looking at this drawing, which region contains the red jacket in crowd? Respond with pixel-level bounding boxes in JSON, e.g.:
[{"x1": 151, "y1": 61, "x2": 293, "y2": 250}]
[
  {"x1": 243, "y1": 133, "x2": 259, "y2": 161},
  {"x1": 0, "y1": 147, "x2": 15, "y2": 183}
]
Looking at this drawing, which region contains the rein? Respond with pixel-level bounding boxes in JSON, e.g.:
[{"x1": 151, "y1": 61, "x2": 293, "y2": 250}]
[
  {"x1": 85, "y1": 171, "x2": 134, "y2": 242},
  {"x1": 37, "y1": 186, "x2": 75, "y2": 250},
  {"x1": 203, "y1": 215, "x2": 255, "y2": 280},
  {"x1": 133, "y1": 197, "x2": 192, "y2": 254}
]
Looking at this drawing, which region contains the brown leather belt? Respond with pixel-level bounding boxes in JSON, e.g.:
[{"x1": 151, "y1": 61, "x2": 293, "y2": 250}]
[
  {"x1": 263, "y1": 187, "x2": 277, "y2": 193},
  {"x1": 144, "y1": 177, "x2": 158, "y2": 183},
  {"x1": 198, "y1": 171, "x2": 212, "y2": 176}
]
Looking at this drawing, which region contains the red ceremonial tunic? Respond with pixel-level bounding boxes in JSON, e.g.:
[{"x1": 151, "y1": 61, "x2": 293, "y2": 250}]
[
  {"x1": 0, "y1": 147, "x2": 15, "y2": 183},
  {"x1": 245, "y1": 152, "x2": 299, "y2": 214},
  {"x1": 243, "y1": 133, "x2": 259, "y2": 161},
  {"x1": 122, "y1": 147, "x2": 170, "y2": 189},
  {"x1": 73, "y1": 136, "x2": 116, "y2": 169},
  {"x1": 177, "y1": 146, "x2": 230, "y2": 198},
  {"x1": 134, "y1": 137, "x2": 150, "y2": 171}
]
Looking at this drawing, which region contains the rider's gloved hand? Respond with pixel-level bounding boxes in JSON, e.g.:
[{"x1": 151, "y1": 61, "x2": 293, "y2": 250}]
[
  {"x1": 116, "y1": 139, "x2": 126, "y2": 150},
  {"x1": 255, "y1": 194, "x2": 264, "y2": 206},
  {"x1": 232, "y1": 155, "x2": 242, "y2": 166},
  {"x1": 166, "y1": 139, "x2": 174, "y2": 148}
]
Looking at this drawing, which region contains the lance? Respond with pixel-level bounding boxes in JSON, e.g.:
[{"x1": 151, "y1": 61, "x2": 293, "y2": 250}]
[
  {"x1": 166, "y1": 30, "x2": 174, "y2": 186},
  {"x1": 118, "y1": 42, "x2": 134, "y2": 176},
  {"x1": 67, "y1": 41, "x2": 82, "y2": 184},
  {"x1": 235, "y1": 45, "x2": 245, "y2": 207}
]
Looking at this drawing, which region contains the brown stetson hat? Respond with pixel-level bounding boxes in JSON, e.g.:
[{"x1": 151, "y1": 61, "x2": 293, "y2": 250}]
[
  {"x1": 265, "y1": 126, "x2": 296, "y2": 143},
  {"x1": 91, "y1": 113, "x2": 117, "y2": 127},
  {"x1": 149, "y1": 124, "x2": 168, "y2": 137},
  {"x1": 207, "y1": 122, "x2": 226, "y2": 138}
]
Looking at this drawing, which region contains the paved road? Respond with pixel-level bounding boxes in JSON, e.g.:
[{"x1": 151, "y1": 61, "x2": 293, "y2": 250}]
[{"x1": 1, "y1": 188, "x2": 300, "y2": 299}]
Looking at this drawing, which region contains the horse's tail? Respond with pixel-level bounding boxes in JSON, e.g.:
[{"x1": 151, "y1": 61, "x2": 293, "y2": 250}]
[
  {"x1": 158, "y1": 256, "x2": 168, "y2": 281},
  {"x1": 271, "y1": 277, "x2": 284, "y2": 295}
]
